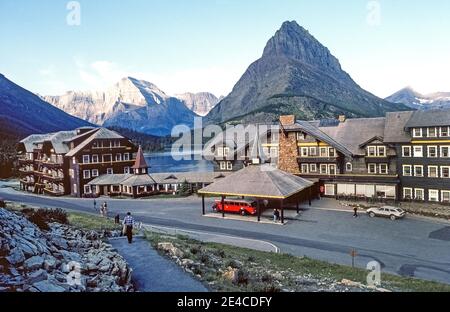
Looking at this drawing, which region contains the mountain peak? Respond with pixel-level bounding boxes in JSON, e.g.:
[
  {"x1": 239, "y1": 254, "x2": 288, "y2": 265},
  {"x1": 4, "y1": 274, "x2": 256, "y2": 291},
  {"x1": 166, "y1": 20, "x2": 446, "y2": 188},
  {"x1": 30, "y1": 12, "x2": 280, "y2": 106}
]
[{"x1": 262, "y1": 21, "x2": 344, "y2": 76}]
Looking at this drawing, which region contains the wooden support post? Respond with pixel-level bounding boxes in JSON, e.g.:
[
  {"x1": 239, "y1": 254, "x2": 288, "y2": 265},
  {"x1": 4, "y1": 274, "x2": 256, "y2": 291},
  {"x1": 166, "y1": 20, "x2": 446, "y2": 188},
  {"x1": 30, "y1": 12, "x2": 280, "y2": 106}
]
[
  {"x1": 202, "y1": 194, "x2": 205, "y2": 216},
  {"x1": 257, "y1": 200, "x2": 261, "y2": 222},
  {"x1": 280, "y1": 199, "x2": 284, "y2": 224},
  {"x1": 309, "y1": 187, "x2": 312, "y2": 206},
  {"x1": 221, "y1": 195, "x2": 225, "y2": 218}
]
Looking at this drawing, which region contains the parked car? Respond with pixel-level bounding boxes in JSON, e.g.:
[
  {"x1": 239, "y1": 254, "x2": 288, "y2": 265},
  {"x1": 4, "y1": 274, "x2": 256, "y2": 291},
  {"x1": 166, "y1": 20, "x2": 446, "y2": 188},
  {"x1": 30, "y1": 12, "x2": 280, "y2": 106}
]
[
  {"x1": 367, "y1": 206, "x2": 406, "y2": 220},
  {"x1": 212, "y1": 199, "x2": 257, "y2": 216}
]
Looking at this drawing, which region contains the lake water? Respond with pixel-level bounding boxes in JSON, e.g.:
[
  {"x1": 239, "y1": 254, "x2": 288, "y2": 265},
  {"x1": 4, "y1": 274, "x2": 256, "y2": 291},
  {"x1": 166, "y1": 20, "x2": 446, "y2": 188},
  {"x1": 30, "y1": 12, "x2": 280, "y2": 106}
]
[{"x1": 145, "y1": 152, "x2": 214, "y2": 173}]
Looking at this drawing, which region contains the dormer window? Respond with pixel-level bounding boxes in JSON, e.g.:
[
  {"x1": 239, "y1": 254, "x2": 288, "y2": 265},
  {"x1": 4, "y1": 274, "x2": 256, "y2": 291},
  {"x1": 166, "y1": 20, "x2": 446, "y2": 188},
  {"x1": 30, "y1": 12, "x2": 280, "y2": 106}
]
[
  {"x1": 427, "y1": 127, "x2": 437, "y2": 138},
  {"x1": 413, "y1": 128, "x2": 423, "y2": 138},
  {"x1": 346, "y1": 162, "x2": 353, "y2": 172},
  {"x1": 377, "y1": 146, "x2": 386, "y2": 157},
  {"x1": 440, "y1": 127, "x2": 449, "y2": 137},
  {"x1": 367, "y1": 146, "x2": 376, "y2": 157}
]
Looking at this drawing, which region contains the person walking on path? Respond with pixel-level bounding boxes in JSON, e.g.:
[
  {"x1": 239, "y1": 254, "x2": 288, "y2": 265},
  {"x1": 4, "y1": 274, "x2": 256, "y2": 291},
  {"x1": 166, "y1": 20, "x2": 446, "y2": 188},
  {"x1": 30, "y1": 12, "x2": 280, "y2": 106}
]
[
  {"x1": 103, "y1": 201, "x2": 108, "y2": 218},
  {"x1": 123, "y1": 212, "x2": 135, "y2": 244},
  {"x1": 93, "y1": 199, "x2": 97, "y2": 212},
  {"x1": 99, "y1": 202, "x2": 104, "y2": 217},
  {"x1": 353, "y1": 206, "x2": 358, "y2": 218}
]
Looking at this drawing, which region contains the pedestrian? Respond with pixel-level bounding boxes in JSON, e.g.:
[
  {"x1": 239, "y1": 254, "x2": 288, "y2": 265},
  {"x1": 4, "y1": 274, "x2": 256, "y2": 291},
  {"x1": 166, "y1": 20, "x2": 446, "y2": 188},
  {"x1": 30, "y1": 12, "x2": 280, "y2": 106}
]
[
  {"x1": 99, "y1": 202, "x2": 104, "y2": 217},
  {"x1": 103, "y1": 202, "x2": 108, "y2": 218},
  {"x1": 115, "y1": 214, "x2": 120, "y2": 224},
  {"x1": 93, "y1": 199, "x2": 97, "y2": 212},
  {"x1": 353, "y1": 206, "x2": 358, "y2": 218},
  {"x1": 123, "y1": 212, "x2": 135, "y2": 244},
  {"x1": 273, "y1": 209, "x2": 280, "y2": 223}
]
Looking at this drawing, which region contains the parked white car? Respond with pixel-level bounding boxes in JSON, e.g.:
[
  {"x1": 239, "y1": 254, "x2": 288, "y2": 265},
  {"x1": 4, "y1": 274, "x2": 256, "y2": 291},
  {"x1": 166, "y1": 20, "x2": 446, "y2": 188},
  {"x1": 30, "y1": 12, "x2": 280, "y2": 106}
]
[{"x1": 367, "y1": 206, "x2": 406, "y2": 220}]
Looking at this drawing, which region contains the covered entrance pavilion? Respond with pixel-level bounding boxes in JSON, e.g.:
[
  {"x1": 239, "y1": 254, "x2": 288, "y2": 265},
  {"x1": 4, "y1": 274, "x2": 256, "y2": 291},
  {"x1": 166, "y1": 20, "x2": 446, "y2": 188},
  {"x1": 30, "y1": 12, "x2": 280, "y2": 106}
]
[{"x1": 198, "y1": 165, "x2": 315, "y2": 224}]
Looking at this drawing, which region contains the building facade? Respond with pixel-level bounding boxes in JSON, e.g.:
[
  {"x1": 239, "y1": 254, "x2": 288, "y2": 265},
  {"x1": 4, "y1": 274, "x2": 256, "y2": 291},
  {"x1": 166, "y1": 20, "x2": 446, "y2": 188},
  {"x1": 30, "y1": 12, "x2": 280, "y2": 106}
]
[{"x1": 17, "y1": 127, "x2": 138, "y2": 198}]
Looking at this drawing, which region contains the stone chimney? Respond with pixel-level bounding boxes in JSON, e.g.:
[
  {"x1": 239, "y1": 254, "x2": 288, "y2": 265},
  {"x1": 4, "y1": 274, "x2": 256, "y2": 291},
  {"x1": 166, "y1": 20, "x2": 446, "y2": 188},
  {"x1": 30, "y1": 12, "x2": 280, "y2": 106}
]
[
  {"x1": 280, "y1": 115, "x2": 296, "y2": 126},
  {"x1": 338, "y1": 115, "x2": 346, "y2": 123}
]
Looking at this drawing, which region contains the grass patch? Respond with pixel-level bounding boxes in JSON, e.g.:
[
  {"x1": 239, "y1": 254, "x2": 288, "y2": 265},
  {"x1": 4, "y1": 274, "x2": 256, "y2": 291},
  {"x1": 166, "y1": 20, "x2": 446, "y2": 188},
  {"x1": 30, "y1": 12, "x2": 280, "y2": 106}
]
[
  {"x1": 145, "y1": 231, "x2": 450, "y2": 292},
  {"x1": 67, "y1": 212, "x2": 122, "y2": 231}
]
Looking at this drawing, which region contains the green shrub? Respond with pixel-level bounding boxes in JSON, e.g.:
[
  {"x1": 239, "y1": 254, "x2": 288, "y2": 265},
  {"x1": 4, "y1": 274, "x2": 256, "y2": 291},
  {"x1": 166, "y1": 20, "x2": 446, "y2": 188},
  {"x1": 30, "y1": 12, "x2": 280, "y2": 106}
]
[{"x1": 27, "y1": 212, "x2": 49, "y2": 231}]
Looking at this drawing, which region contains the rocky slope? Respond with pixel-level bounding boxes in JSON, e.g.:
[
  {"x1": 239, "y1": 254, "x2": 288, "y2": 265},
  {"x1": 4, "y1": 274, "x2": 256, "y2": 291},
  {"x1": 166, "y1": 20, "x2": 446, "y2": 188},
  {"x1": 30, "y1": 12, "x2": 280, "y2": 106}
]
[
  {"x1": 386, "y1": 87, "x2": 450, "y2": 110},
  {"x1": 43, "y1": 77, "x2": 198, "y2": 136},
  {"x1": 0, "y1": 208, "x2": 133, "y2": 292},
  {"x1": 174, "y1": 92, "x2": 219, "y2": 116},
  {"x1": 206, "y1": 21, "x2": 409, "y2": 124},
  {"x1": 0, "y1": 74, "x2": 92, "y2": 139}
]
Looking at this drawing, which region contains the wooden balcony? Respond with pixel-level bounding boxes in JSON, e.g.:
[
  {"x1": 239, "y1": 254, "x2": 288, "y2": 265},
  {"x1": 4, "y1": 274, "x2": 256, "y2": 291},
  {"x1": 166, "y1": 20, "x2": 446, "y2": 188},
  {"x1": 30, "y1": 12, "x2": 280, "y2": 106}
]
[
  {"x1": 43, "y1": 188, "x2": 65, "y2": 197},
  {"x1": 297, "y1": 157, "x2": 339, "y2": 163},
  {"x1": 34, "y1": 171, "x2": 64, "y2": 182}
]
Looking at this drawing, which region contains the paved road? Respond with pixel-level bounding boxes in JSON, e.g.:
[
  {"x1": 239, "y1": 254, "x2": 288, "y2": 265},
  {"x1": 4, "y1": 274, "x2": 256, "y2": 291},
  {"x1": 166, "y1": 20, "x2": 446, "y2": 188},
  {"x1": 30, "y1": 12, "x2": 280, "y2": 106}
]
[
  {"x1": 109, "y1": 237, "x2": 207, "y2": 292},
  {"x1": 1, "y1": 185, "x2": 450, "y2": 285}
]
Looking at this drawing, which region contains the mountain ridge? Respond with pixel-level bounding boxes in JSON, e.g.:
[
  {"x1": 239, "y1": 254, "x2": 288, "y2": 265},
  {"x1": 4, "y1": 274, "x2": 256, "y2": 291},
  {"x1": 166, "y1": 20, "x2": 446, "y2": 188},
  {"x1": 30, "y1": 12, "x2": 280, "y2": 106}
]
[
  {"x1": 386, "y1": 87, "x2": 450, "y2": 110},
  {"x1": 206, "y1": 20, "x2": 409, "y2": 124}
]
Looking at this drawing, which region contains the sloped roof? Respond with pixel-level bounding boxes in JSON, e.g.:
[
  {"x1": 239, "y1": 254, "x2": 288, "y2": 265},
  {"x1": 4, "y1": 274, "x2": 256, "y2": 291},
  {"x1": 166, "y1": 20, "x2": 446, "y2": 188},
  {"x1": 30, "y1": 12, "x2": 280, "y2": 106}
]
[
  {"x1": 151, "y1": 172, "x2": 230, "y2": 184},
  {"x1": 66, "y1": 128, "x2": 125, "y2": 157},
  {"x1": 405, "y1": 108, "x2": 450, "y2": 128},
  {"x1": 288, "y1": 121, "x2": 353, "y2": 156},
  {"x1": 87, "y1": 174, "x2": 132, "y2": 186},
  {"x1": 20, "y1": 133, "x2": 53, "y2": 152},
  {"x1": 121, "y1": 174, "x2": 156, "y2": 187},
  {"x1": 131, "y1": 146, "x2": 149, "y2": 169},
  {"x1": 198, "y1": 165, "x2": 314, "y2": 199},
  {"x1": 317, "y1": 118, "x2": 386, "y2": 156},
  {"x1": 383, "y1": 111, "x2": 415, "y2": 143},
  {"x1": 45, "y1": 130, "x2": 79, "y2": 154}
]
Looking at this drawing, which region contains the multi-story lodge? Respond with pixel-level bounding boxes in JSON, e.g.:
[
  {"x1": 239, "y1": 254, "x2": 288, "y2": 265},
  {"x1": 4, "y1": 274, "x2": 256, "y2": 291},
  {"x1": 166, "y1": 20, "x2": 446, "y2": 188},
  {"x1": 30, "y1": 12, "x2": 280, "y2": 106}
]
[
  {"x1": 17, "y1": 127, "x2": 138, "y2": 197},
  {"x1": 210, "y1": 109, "x2": 450, "y2": 204}
]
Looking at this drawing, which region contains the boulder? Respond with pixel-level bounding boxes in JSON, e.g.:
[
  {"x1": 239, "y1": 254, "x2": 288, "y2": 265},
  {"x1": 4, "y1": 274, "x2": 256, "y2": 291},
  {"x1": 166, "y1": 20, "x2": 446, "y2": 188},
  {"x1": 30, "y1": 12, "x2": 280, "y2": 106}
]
[
  {"x1": 32, "y1": 279, "x2": 66, "y2": 292},
  {"x1": 222, "y1": 267, "x2": 239, "y2": 284},
  {"x1": 6, "y1": 248, "x2": 25, "y2": 265},
  {"x1": 27, "y1": 269, "x2": 48, "y2": 284},
  {"x1": 43, "y1": 256, "x2": 58, "y2": 271},
  {"x1": 158, "y1": 242, "x2": 184, "y2": 258},
  {"x1": 23, "y1": 256, "x2": 44, "y2": 271}
]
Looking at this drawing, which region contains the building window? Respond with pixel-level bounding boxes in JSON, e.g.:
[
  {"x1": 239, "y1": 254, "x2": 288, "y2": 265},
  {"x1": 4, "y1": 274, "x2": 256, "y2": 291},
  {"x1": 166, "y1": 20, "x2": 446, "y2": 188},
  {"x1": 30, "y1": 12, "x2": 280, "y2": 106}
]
[
  {"x1": 103, "y1": 154, "x2": 112, "y2": 162},
  {"x1": 441, "y1": 146, "x2": 450, "y2": 158},
  {"x1": 428, "y1": 166, "x2": 439, "y2": 178},
  {"x1": 223, "y1": 147, "x2": 230, "y2": 157},
  {"x1": 403, "y1": 165, "x2": 412, "y2": 176},
  {"x1": 427, "y1": 127, "x2": 438, "y2": 138},
  {"x1": 123, "y1": 153, "x2": 130, "y2": 161},
  {"x1": 296, "y1": 132, "x2": 306, "y2": 141},
  {"x1": 310, "y1": 164, "x2": 317, "y2": 172},
  {"x1": 320, "y1": 147, "x2": 328, "y2": 157},
  {"x1": 442, "y1": 191, "x2": 450, "y2": 203},
  {"x1": 219, "y1": 161, "x2": 226, "y2": 170},
  {"x1": 107, "y1": 168, "x2": 113, "y2": 175},
  {"x1": 320, "y1": 164, "x2": 328, "y2": 174},
  {"x1": 429, "y1": 190, "x2": 439, "y2": 202},
  {"x1": 82, "y1": 155, "x2": 90, "y2": 164},
  {"x1": 367, "y1": 146, "x2": 376, "y2": 157},
  {"x1": 301, "y1": 164, "x2": 309, "y2": 174},
  {"x1": 309, "y1": 147, "x2": 317, "y2": 157},
  {"x1": 329, "y1": 148, "x2": 336, "y2": 157},
  {"x1": 403, "y1": 188, "x2": 413, "y2": 200},
  {"x1": 300, "y1": 147, "x2": 309, "y2": 157},
  {"x1": 414, "y1": 189, "x2": 424, "y2": 201},
  {"x1": 402, "y1": 146, "x2": 412, "y2": 157},
  {"x1": 92, "y1": 155, "x2": 99, "y2": 163},
  {"x1": 92, "y1": 169, "x2": 99, "y2": 177},
  {"x1": 440, "y1": 127, "x2": 449, "y2": 137},
  {"x1": 227, "y1": 162, "x2": 233, "y2": 171},
  {"x1": 414, "y1": 165, "x2": 424, "y2": 177},
  {"x1": 69, "y1": 169, "x2": 74, "y2": 179},
  {"x1": 427, "y1": 146, "x2": 438, "y2": 158},
  {"x1": 84, "y1": 185, "x2": 91, "y2": 194},
  {"x1": 441, "y1": 166, "x2": 450, "y2": 178},
  {"x1": 377, "y1": 146, "x2": 386, "y2": 157},
  {"x1": 413, "y1": 128, "x2": 423, "y2": 138},
  {"x1": 324, "y1": 184, "x2": 335, "y2": 196},
  {"x1": 346, "y1": 162, "x2": 352, "y2": 172},
  {"x1": 124, "y1": 167, "x2": 130, "y2": 174},
  {"x1": 83, "y1": 170, "x2": 90, "y2": 179},
  {"x1": 413, "y1": 146, "x2": 423, "y2": 157},
  {"x1": 115, "y1": 154, "x2": 122, "y2": 161},
  {"x1": 328, "y1": 164, "x2": 336, "y2": 175},
  {"x1": 379, "y1": 164, "x2": 388, "y2": 174},
  {"x1": 73, "y1": 184, "x2": 77, "y2": 194},
  {"x1": 368, "y1": 163, "x2": 377, "y2": 174}
]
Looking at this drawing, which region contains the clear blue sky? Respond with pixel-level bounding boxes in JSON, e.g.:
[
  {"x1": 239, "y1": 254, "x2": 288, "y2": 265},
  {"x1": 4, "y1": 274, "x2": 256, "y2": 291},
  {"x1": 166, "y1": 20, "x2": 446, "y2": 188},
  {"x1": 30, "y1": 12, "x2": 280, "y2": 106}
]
[{"x1": 1, "y1": 0, "x2": 449, "y2": 97}]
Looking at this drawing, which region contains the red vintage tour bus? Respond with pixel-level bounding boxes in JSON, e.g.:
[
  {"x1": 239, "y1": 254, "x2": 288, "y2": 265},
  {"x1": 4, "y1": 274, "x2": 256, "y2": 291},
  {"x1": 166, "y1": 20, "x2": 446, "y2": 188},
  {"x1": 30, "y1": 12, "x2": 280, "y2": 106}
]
[{"x1": 212, "y1": 199, "x2": 258, "y2": 216}]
